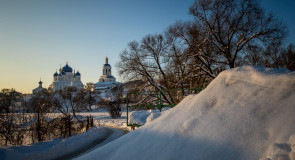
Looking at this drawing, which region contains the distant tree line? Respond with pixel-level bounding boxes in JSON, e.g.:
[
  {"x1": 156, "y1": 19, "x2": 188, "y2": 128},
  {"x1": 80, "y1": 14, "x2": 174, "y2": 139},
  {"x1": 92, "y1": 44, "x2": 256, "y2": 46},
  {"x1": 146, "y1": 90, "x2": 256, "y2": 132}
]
[
  {"x1": 0, "y1": 85, "x2": 123, "y2": 146},
  {"x1": 117, "y1": 0, "x2": 295, "y2": 105}
]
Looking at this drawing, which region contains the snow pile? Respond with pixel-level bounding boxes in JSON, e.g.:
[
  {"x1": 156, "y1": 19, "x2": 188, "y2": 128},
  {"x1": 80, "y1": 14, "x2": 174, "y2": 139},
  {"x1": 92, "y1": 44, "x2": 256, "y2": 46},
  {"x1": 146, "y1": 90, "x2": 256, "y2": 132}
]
[
  {"x1": 128, "y1": 110, "x2": 150, "y2": 125},
  {"x1": 146, "y1": 111, "x2": 161, "y2": 123},
  {"x1": 76, "y1": 66, "x2": 295, "y2": 160},
  {"x1": 129, "y1": 108, "x2": 170, "y2": 125},
  {"x1": 0, "y1": 126, "x2": 108, "y2": 160},
  {"x1": 96, "y1": 119, "x2": 129, "y2": 130},
  {"x1": 290, "y1": 135, "x2": 295, "y2": 159},
  {"x1": 129, "y1": 110, "x2": 160, "y2": 125},
  {"x1": 265, "y1": 142, "x2": 292, "y2": 160},
  {"x1": 265, "y1": 134, "x2": 295, "y2": 160}
]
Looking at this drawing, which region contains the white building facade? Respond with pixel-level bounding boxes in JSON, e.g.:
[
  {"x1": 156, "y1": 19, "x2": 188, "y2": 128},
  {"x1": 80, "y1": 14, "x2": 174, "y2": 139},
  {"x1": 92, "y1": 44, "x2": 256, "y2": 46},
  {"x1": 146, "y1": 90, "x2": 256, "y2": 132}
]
[
  {"x1": 94, "y1": 57, "x2": 120, "y2": 92},
  {"x1": 50, "y1": 63, "x2": 84, "y2": 91}
]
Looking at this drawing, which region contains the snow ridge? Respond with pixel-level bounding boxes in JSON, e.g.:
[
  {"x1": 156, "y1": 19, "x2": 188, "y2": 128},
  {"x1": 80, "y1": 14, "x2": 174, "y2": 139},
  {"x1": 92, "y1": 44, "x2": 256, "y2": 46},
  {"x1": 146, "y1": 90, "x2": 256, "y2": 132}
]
[{"x1": 77, "y1": 66, "x2": 295, "y2": 160}]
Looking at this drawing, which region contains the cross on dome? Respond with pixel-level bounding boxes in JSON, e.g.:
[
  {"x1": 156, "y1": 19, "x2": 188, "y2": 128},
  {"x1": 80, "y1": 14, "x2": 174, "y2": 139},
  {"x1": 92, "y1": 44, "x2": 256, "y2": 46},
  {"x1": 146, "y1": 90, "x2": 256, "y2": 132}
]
[{"x1": 105, "y1": 57, "x2": 108, "y2": 64}]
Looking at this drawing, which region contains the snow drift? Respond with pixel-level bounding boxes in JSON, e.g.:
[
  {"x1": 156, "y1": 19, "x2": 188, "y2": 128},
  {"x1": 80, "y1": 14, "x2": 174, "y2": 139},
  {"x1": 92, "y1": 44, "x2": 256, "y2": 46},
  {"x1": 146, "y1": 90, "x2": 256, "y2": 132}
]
[
  {"x1": 76, "y1": 66, "x2": 295, "y2": 160},
  {"x1": 0, "y1": 126, "x2": 108, "y2": 160},
  {"x1": 128, "y1": 108, "x2": 170, "y2": 125}
]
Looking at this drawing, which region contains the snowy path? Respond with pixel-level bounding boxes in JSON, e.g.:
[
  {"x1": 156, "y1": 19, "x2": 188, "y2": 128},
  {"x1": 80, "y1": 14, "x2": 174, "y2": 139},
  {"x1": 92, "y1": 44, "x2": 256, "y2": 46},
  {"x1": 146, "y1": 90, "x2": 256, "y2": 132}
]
[
  {"x1": 68, "y1": 126, "x2": 129, "y2": 160},
  {"x1": 0, "y1": 126, "x2": 129, "y2": 160}
]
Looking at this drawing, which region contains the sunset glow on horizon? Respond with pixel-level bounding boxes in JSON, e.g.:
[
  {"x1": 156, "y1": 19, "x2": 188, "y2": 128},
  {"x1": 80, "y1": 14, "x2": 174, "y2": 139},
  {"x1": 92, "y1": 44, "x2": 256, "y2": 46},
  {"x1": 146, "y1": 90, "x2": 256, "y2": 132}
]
[{"x1": 0, "y1": 0, "x2": 294, "y2": 93}]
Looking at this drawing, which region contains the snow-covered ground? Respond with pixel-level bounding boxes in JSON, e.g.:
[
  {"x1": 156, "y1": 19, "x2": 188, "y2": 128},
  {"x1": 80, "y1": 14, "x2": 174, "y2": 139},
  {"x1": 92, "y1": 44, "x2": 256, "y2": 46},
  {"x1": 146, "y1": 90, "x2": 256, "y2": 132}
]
[
  {"x1": 1, "y1": 66, "x2": 294, "y2": 160},
  {"x1": 77, "y1": 109, "x2": 130, "y2": 130},
  {"x1": 0, "y1": 106, "x2": 157, "y2": 160},
  {"x1": 128, "y1": 107, "x2": 170, "y2": 125},
  {"x1": 0, "y1": 110, "x2": 131, "y2": 160},
  {"x1": 0, "y1": 126, "x2": 108, "y2": 160},
  {"x1": 75, "y1": 66, "x2": 295, "y2": 160}
]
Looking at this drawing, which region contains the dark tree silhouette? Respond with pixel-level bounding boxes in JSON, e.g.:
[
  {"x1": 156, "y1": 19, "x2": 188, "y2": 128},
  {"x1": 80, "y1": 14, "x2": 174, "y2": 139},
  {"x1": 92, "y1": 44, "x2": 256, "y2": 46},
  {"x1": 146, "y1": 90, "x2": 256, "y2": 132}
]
[
  {"x1": 189, "y1": 0, "x2": 287, "y2": 69},
  {"x1": 29, "y1": 89, "x2": 52, "y2": 142}
]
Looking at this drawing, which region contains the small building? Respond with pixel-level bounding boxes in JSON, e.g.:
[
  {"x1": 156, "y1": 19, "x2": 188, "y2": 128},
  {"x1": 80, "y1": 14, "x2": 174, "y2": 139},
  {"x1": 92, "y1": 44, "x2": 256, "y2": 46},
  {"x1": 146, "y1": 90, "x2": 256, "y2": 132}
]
[{"x1": 32, "y1": 80, "x2": 46, "y2": 94}]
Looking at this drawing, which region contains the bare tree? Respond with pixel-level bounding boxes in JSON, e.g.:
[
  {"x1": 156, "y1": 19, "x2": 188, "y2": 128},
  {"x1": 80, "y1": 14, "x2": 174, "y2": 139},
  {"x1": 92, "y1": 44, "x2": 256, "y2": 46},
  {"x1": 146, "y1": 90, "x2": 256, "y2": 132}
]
[
  {"x1": 167, "y1": 21, "x2": 219, "y2": 78},
  {"x1": 111, "y1": 85, "x2": 124, "y2": 118},
  {"x1": 29, "y1": 89, "x2": 52, "y2": 142},
  {"x1": 243, "y1": 43, "x2": 264, "y2": 66},
  {"x1": 263, "y1": 41, "x2": 284, "y2": 68},
  {"x1": 0, "y1": 89, "x2": 24, "y2": 145},
  {"x1": 116, "y1": 0, "x2": 289, "y2": 109},
  {"x1": 84, "y1": 83, "x2": 96, "y2": 111},
  {"x1": 189, "y1": 0, "x2": 287, "y2": 69},
  {"x1": 52, "y1": 87, "x2": 95, "y2": 137},
  {"x1": 281, "y1": 43, "x2": 295, "y2": 71},
  {"x1": 99, "y1": 85, "x2": 124, "y2": 119},
  {"x1": 117, "y1": 35, "x2": 178, "y2": 105},
  {"x1": 52, "y1": 87, "x2": 76, "y2": 137}
]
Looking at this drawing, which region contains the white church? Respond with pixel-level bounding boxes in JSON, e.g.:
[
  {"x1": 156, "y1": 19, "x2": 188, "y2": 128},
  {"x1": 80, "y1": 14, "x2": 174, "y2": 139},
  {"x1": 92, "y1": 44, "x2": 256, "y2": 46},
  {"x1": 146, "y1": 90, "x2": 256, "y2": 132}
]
[
  {"x1": 32, "y1": 57, "x2": 120, "y2": 93},
  {"x1": 94, "y1": 57, "x2": 120, "y2": 92},
  {"x1": 50, "y1": 62, "x2": 84, "y2": 91}
]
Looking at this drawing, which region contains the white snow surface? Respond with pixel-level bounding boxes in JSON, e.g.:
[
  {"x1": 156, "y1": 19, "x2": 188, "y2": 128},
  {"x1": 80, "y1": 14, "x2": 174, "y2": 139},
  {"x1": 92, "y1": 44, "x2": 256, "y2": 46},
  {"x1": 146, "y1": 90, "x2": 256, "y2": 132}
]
[
  {"x1": 128, "y1": 109, "x2": 162, "y2": 125},
  {"x1": 128, "y1": 107, "x2": 171, "y2": 125},
  {"x1": 0, "y1": 109, "x2": 131, "y2": 160},
  {"x1": 76, "y1": 66, "x2": 295, "y2": 160},
  {"x1": 0, "y1": 126, "x2": 108, "y2": 160}
]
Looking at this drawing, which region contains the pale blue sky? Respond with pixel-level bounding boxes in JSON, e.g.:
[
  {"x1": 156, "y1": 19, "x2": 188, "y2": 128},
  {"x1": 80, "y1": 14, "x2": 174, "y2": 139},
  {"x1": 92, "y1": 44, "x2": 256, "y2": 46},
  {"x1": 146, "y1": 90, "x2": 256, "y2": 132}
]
[{"x1": 0, "y1": 0, "x2": 294, "y2": 93}]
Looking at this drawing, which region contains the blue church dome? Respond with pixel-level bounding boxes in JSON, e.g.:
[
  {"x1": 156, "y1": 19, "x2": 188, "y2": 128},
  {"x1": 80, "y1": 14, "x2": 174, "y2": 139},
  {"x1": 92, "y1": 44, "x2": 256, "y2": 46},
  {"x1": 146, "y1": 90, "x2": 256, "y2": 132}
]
[
  {"x1": 107, "y1": 75, "x2": 115, "y2": 78},
  {"x1": 53, "y1": 72, "x2": 58, "y2": 76},
  {"x1": 75, "y1": 71, "x2": 81, "y2": 76},
  {"x1": 62, "y1": 64, "x2": 73, "y2": 73}
]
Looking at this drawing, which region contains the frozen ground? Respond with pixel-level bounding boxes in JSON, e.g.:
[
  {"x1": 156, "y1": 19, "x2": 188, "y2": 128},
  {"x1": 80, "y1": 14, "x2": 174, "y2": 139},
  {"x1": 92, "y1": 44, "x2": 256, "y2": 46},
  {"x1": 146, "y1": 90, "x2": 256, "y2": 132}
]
[
  {"x1": 128, "y1": 107, "x2": 170, "y2": 125},
  {"x1": 0, "y1": 125, "x2": 108, "y2": 160},
  {"x1": 1, "y1": 66, "x2": 295, "y2": 160},
  {"x1": 77, "y1": 109, "x2": 130, "y2": 130},
  {"x1": 0, "y1": 110, "x2": 131, "y2": 160},
  {"x1": 0, "y1": 107, "x2": 155, "y2": 160},
  {"x1": 75, "y1": 66, "x2": 295, "y2": 160}
]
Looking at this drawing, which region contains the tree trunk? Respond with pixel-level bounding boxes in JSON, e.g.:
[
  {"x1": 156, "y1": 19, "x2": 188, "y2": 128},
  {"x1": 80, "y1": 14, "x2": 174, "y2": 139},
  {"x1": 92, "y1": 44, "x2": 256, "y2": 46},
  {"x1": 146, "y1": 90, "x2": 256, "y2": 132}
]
[
  {"x1": 37, "y1": 109, "x2": 42, "y2": 142},
  {"x1": 229, "y1": 61, "x2": 235, "y2": 69},
  {"x1": 86, "y1": 116, "x2": 89, "y2": 131},
  {"x1": 68, "y1": 115, "x2": 71, "y2": 137}
]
